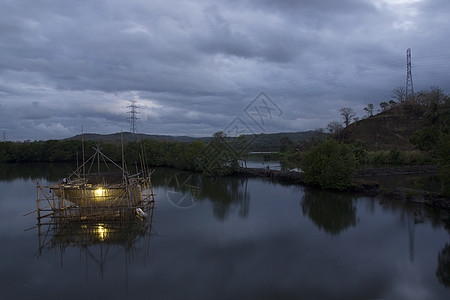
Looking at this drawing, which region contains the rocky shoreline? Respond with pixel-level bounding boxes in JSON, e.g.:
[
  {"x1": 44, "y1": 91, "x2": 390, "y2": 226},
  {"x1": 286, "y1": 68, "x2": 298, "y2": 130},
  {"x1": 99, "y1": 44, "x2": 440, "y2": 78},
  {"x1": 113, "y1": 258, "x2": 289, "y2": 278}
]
[{"x1": 237, "y1": 165, "x2": 449, "y2": 209}]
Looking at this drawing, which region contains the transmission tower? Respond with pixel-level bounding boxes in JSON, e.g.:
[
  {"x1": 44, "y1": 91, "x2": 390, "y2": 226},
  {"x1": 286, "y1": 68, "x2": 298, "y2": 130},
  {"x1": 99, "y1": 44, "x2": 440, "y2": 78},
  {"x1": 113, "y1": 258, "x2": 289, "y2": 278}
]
[
  {"x1": 405, "y1": 48, "x2": 414, "y2": 101},
  {"x1": 1, "y1": 131, "x2": 5, "y2": 141},
  {"x1": 127, "y1": 100, "x2": 139, "y2": 134}
]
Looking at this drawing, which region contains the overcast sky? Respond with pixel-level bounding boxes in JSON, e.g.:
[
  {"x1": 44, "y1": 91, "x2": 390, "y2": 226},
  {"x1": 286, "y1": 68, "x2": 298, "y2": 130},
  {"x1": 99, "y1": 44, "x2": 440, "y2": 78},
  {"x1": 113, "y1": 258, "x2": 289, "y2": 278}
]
[{"x1": 1, "y1": 0, "x2": 449, "y2": 141}]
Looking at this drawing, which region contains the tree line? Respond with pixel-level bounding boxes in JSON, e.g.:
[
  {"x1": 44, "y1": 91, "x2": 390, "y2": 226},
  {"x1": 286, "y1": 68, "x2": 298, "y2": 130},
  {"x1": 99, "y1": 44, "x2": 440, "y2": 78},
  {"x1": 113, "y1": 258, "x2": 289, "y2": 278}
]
[
  {"x1": 0, "y1": 139, "x2": 207, "y2": 171},
  {"x1": 0, "y1": 134, "x2": 249, "y2": 175}
]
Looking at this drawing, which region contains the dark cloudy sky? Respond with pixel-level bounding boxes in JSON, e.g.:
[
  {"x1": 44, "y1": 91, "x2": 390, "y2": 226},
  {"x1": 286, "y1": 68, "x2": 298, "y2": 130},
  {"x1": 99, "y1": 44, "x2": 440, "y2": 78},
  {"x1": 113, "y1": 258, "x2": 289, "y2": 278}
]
[{"x1": 1, "y1": 0, "x2": 449, "y2": 141}]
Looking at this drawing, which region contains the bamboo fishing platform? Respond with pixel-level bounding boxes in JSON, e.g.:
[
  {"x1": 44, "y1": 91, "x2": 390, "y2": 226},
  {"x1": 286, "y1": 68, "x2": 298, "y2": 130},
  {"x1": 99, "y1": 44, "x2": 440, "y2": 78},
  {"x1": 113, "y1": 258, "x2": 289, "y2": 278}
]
[{"x1": 26, "y1": 143, "x2": 157, "y2": 258}]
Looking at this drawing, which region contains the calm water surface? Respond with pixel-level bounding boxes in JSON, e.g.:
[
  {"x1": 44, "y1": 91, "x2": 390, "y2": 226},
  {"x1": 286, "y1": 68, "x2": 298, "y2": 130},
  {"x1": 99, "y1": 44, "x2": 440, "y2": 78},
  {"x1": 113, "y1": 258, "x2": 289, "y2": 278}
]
[{"x1": 0, "y1": 163, "x2": 449, "y2": 299}]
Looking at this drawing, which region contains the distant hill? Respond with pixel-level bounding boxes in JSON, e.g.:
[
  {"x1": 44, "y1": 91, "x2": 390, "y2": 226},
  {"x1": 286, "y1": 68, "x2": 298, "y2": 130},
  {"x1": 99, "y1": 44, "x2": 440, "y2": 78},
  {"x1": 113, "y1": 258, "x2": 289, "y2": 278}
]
[
  {"x1": 245, "y1": 131, "x2": 323, "y2": 151},
  {"x1": 342, "y1": 105, "x2": 426, "y2": 151},
  {"x1": 65, "y1": 131, "x2": 322, "y2": 152},
  {"x1": 66, "y1": 132, "x2": 205, "y2": 143}
]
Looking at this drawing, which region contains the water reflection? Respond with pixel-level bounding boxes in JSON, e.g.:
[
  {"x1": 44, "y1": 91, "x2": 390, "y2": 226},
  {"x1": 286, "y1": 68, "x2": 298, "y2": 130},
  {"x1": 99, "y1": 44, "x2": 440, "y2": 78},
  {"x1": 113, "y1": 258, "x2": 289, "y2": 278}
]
[
  {"x1": 45, "y1": 218, "x2": 150, "y2": 248},
  {"x1": 437, "y1": 243, "x2": 450, "y2": 287},
  {"x1": 380, "y1": 198, "x2": 450, "y2": 288},
  {"x1": 301, "y1": 188, "x2": 358, "y2": 235},
  {"x1": 156, "y1": 169, "x2": 250, "y2": 220},
  {"x1": 164, "y1": 171, "x2": 203, "y2": 208},
  {"x1": 4, "y1": 163, "x2": 450, "y2": 295},
  {"x1": 35, "y1": 204, "x2": 155, "y2": 280},
  {"x1": 158, "y1": 168, "x2": 363, "y2": 235},
  {"x1": 0, "y1": 162, "x2": 76, "y2": 182},
  {"x1": 206, "y1": 177, "x2": 250, "y2": 220}
]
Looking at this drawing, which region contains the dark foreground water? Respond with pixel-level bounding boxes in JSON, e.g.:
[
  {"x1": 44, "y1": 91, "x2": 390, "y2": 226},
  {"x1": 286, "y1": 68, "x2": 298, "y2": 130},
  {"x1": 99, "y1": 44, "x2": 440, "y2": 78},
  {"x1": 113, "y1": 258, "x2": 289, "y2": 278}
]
[{"x1": 0, "y1": 163, "x2": 449, "y2": 299}]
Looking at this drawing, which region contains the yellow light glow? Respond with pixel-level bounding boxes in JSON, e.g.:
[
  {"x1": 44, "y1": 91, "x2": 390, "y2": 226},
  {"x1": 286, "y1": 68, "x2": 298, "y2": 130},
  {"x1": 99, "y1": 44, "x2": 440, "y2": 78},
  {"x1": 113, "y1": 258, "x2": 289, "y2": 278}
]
[
  {"x1": 97, "y1": 224, "x2": 107, "y2": 241},
  {"x1": 95, "y1": 188, "x2": 104, "y2": 197}
]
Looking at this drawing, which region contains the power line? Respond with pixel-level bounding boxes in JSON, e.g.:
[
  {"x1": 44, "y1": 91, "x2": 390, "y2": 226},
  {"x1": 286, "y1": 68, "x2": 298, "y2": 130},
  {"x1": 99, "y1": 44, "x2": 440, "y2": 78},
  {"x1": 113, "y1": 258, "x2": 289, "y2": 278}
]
[
  {"x1": 406, "y1": 48, "x2": 414, "y2": 99},
  {"x1": 127, "y1": 100, "x2": 139, "y2": 134}
]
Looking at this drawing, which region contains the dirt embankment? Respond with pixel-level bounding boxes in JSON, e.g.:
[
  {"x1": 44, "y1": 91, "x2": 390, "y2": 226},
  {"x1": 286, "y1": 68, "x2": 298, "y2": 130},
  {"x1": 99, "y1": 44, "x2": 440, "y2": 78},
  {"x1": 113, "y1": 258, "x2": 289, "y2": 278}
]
[{"x1": 354, "y1": 165, "x2": 439, "y2": 178}]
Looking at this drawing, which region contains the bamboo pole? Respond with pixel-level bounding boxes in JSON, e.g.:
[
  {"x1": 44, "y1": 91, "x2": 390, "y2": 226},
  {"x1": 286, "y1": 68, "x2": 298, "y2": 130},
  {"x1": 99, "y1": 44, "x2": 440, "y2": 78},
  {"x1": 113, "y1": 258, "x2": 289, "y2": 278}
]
[
  {"x1": 121, "y1": 130, "x2": 125, "y2": 181},
  {"x1": 36, "y1": 180, "x2": 41, "y2": 220},
  {"x1": 38, "y1": 211, "x2": 58, "y2": 219},
  {"x1": 82, "y1": 126, "x2": 85, "y2": 181}
]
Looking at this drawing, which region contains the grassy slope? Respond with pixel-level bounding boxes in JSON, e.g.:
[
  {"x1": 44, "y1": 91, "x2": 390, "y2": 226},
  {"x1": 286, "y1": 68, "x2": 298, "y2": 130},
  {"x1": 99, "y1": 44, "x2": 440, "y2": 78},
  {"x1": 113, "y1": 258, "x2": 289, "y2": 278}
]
[{"x1": 342, "y1": 105, "x2": 426, "y2": 151}]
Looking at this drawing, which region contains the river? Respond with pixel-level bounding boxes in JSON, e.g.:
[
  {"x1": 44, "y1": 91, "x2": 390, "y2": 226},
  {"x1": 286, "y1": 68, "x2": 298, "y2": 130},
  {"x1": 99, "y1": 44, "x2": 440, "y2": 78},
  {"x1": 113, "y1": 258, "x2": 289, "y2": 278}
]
[{"x1": 0, "y1": 163, "x2": 449, "y2": 299}]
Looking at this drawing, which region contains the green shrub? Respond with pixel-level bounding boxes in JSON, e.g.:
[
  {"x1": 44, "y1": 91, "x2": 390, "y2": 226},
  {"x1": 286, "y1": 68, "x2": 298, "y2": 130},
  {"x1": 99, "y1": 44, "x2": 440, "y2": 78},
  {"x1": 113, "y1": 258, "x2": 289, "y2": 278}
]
[
  {"x1": 300, "y1": 139, "x2": 357, "y2": 190},
  {"x1": 350, "y1": 144, "x2": 367, "y2": 164},
  {"x1": 410, "y1": 127, "x2": 439, "y2": 151},
  {"x1": 398, "y1": 150, "x2": 433, "y2": 165},
  {"x1": 368, "y1": 151, "x2": 390, "y2": 165},
  {"x1": 389, "y1": 149, "x2": 401, "y2": 164},
  {"x1": 362, "y1": 150, "x2": 433, "y2": 166},
  {"x1": 436, "y1": 134, "x2": 450, "y2": 196}
]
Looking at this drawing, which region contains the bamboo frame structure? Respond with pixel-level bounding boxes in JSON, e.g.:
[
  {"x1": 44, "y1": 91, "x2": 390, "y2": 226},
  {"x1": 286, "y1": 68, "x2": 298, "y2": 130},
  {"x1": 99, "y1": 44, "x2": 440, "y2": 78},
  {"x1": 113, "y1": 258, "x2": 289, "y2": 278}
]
[
  {"x1": 29, "y1": 174, "x2": 156, "y2": 283},
  {"x1": 31, "y1": 174, "x2": 155, "y2": 248},
  {"x1": 23, "y1": 135, "x2": 158, "y2": 287},
  {"x1": 27, "y1": 142, "x2": 157, "y2": 266}
]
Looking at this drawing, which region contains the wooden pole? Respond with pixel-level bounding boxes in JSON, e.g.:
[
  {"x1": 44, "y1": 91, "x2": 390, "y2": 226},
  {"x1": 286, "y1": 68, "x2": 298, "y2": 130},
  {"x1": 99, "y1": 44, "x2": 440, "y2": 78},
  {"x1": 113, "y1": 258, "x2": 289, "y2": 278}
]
[
  {"x1": 82, "y1": 126, "x2": 85, "y2": 182},
  {"x1": 121, "y1": 131, "x2": 125, "y2": 180},
  {"x1": 36, "y1": 180, "x2": 41, "y2": 220},
  {"x1": 76, "y1": 150, "x2": 79, "y2": 178}
]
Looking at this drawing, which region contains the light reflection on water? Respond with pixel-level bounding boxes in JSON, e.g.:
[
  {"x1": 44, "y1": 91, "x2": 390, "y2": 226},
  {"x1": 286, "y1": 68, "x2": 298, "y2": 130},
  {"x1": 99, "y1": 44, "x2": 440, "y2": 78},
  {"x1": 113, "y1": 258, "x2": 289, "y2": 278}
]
[{"x1": 0, "y1": 163, "x2": 449, "y2": 299}]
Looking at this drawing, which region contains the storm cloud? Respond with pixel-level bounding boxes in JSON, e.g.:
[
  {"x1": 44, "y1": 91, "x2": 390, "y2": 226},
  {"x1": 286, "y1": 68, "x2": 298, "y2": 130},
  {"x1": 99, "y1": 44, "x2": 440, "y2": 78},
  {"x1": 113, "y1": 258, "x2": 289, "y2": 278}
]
[{"x1": 1, "y1": 0, "x2": 449, "y2": 140}]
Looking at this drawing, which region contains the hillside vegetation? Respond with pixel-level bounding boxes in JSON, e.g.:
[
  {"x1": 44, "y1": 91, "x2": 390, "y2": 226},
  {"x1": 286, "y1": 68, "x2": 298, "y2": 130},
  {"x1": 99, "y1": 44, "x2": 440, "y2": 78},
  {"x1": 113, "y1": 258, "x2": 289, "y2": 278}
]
[
  {"x1": 342, "y1": 105, "x2": 426, "y2": 151},
  {"x1": 292, "y1": 86, "x2": 449, "y2": 194}
]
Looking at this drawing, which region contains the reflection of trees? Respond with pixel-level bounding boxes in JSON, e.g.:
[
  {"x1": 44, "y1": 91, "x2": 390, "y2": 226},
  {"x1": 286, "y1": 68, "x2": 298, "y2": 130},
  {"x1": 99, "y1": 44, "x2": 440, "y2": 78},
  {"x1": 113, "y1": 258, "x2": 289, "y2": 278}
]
[
  {"x1": 0, "y1": 162, "x2": 76, "y2": 182},
  {"x1": 158, "y1": 168, "x2": 250, "y2": 220},
  {"x1": 202, "y1": 177, "x2": 250, "y2": 221},
  {"x1": 301, "y1": 188, "x2": 357, "y2": 235},
  {"x1": 436, "y1": 243, "x2": 450, "y2": 287}
]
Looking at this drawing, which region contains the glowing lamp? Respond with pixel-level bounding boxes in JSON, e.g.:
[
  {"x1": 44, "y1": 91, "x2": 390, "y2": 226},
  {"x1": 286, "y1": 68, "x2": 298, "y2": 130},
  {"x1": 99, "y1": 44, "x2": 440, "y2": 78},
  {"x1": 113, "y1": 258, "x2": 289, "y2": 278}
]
[{"x1": 95, "y1": 188, "x2": 105, "y2": 197}]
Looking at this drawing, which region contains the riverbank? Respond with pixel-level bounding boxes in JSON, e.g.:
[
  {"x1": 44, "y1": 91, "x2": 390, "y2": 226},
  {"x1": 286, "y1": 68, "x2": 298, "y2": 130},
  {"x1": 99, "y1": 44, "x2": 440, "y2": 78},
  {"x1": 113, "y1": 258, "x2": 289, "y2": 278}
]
[
  {"x1": 236, "y1": 165, "x2": 449, "y2": 208},
  {"x1": 236, "y1": 167, "x2": 380, "y2": 194},
  {"x1": 354, "y1": 165, "x2": 439, "y2": 178},
  {"x1": 240, "y1": 164, "x2": 439, "y2": 181},
  {"x1": 381, "y1": 187, "x2": 450, "y2": 210}
]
